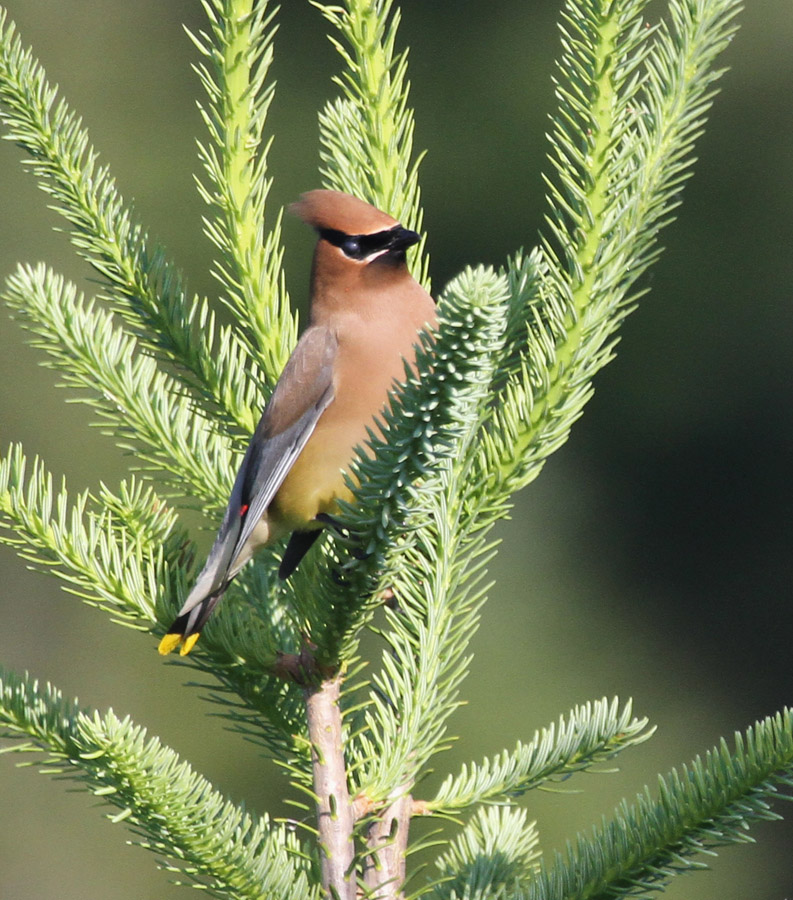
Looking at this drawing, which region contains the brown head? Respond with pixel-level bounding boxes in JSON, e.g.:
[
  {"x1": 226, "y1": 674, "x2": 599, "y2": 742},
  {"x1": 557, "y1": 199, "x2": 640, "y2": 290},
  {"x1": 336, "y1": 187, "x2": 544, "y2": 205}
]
[{"x1": 290, "y1": 190, "x2": 426, "y2": 320}]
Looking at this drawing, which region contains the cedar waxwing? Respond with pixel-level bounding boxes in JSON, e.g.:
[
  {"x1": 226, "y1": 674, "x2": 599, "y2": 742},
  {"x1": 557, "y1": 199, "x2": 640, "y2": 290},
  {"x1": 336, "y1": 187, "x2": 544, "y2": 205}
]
[{"x1": 159, "y1": 190, "x2": 437, "y2": 655}]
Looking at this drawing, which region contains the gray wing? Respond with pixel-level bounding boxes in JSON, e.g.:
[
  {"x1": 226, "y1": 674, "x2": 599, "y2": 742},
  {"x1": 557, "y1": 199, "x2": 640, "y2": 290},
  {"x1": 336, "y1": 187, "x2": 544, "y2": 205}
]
[{"x1": 178, "y1": 326, "x2": 338, "y2": 616}]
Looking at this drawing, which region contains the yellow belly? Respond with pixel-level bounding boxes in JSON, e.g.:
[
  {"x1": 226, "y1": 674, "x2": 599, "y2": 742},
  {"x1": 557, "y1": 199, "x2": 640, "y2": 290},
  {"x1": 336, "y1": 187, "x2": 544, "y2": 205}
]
[{"x1": 268, "y1": 426, "x2": 360, "y2": 532}]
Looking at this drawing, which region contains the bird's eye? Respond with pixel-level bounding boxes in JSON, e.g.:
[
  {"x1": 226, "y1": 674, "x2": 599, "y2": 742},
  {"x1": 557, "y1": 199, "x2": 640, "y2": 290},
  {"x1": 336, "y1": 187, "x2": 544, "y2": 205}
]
[
  {"x1": 341, "y1": 237, "x2": 361, "y2": 257},
  {"x1": 318, "y1": 228, "x2": 366, "y2": 259}
]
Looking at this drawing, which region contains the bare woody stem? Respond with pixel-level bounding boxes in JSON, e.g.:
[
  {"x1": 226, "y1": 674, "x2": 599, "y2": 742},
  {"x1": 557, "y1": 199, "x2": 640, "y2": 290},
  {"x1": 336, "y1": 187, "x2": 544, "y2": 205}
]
[
  {"x1": 362, "y1": 788, "x2": 413, "y2": 900},
  {"x1": 305, "y1": 677, "x2": 356, "y2": 900}
]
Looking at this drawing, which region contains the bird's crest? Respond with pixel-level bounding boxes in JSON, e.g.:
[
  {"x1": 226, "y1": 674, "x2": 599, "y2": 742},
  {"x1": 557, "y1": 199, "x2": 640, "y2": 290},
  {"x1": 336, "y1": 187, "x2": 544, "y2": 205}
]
[{"x1": 290, "y1": 190, "x2": 399, "y2": 236}]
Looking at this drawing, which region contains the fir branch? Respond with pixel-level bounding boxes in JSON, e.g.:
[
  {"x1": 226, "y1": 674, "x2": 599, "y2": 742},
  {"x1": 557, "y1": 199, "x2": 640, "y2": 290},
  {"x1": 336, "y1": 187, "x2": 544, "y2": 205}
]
[
  {"x1": 0, "y1": 441, "x2": 307, "y2": 766},
  {"x1": 291, "y1": 266, "x2": 509, "y2": 673},
  {"x1": 0, "y1": 440, "x2": 309, "y2": 765},
  {"x1": 191, "y1": 0, "x2": 298, "y2": 382},
  {"x1": 425, "y1": 698, "x2": 653, "y2": 815},
  {"x1": 2, "y1": 263, "x2": 238, "y2": 508},
  {"x1": 338, "y1": 268, "x2": 511, "y2": 803},
  {"x1": 0, "y1": 11, "x2": 262, "y2": 432},
  {"x1": 152, "y1": 567, "x2": 315, "y2": 779},
  {"x1": 0, "y1": 443, "x2": 185, "y2": 627},
  {"x1": 0, "y1": 669, "x2": 318, "y2": 900},
  {"x1": 428, "y1": 807, "x2": 541, "y2": 900},
  {"x1": 480, "y1": 0, "x2": 742, "y2": 504},
  {"x1": 315, "y1": 0, "x2": 429, "y2": 285},
  {"x1": 526, "y1": 709, "x2": 793, "y2": 899}
]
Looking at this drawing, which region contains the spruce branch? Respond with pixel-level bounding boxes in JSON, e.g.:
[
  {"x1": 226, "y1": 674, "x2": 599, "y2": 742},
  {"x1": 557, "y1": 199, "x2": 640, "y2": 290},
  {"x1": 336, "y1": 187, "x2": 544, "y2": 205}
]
[
  {"x1": 0, "y1": 10, "x2": 263, "y2": 432},
  {"x1": 281, "y1": 266, "x2": 512, "y2": 888},
  {"x1": 191, "y1": 0, "x2": 298, "y2": 383},
  {"x1": 479, "y1": 0, "x2": 742, "y2": 506},
  {"x1": 425, "y1": 698, "x2": 654, "y2": 815},
  {"x1": 166, "y1": 615, "x2": 312, "y2": 775},
  {"x1": 302, "y1": 266, "x2": 509, "y2": 667},
  {"x1": 0, "y1": 440, "x2": 309, "y2": 766},
  {"x1": 315, "y1": 0, "x2": 429, "y2": 286},
  {"x1": 2, "y1": 263, "x2": 238, "y2": 508},
  {"x1": 333, "y1": 267, "x2": 511, "y2": 805},
  {"x1": 154, "y1": 597, "x2": 318, "y2": 786},
  {"x1": 0, "y1": 443, "x2": 184, "y2": 627},
  {"x1": 0, "y1": 0, "x2": 770, "y2": 897},
  {"x1": 526, "y1": 709, "x2": 793, "y2": 899},
  {"x1": 429, "y1": 807, "x2": 541, "y2": 900},
  {"x1": 0, "y1": 669, "x2": 318, "y2": 900},
  {"x1": 0, "y1": 439, "x2": 307, "y2": 767},
  {"x1": 155, "y1": 568, "x2": 314, "y2": 774}
]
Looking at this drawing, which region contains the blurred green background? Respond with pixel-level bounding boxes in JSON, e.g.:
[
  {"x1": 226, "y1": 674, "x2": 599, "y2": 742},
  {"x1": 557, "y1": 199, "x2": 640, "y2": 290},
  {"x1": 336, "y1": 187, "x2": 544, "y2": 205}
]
[{"x1": 1, "y1": 1, "x2": 791, "y2": 897}]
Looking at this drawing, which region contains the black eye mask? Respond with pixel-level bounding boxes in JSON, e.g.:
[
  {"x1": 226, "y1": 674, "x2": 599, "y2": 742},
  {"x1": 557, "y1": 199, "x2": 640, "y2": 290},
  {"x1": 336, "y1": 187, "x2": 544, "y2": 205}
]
[{"x1": 319, "y1": 225, "x2": 420, "y2": 261}]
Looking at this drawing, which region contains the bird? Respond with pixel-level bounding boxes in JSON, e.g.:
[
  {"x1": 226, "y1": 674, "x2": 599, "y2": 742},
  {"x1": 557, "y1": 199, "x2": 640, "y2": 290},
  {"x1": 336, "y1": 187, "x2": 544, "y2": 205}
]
[{"x1": 158, "y1": 189, "x2": 437, "y2": 656}]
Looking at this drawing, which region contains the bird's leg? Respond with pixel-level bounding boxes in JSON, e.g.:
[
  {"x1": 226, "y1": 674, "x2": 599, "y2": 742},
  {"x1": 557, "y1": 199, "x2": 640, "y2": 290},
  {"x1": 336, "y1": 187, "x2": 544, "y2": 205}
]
[
  {"x1": 315, "y1": 512, "x2": 371, "y2": 561},
  {"x1": 314, "y1": 511, "x2": 347, "y2": 535},
  {"x1": 279, "y1": 529, "x2": 323, "y2": 579}
]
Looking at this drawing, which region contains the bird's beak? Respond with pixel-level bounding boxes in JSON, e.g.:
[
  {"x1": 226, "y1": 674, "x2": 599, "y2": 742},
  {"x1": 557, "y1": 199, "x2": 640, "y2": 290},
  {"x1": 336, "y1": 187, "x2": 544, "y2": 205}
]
[{"x1": 387, "y1": 226, "x2": 421, "y2": 252}]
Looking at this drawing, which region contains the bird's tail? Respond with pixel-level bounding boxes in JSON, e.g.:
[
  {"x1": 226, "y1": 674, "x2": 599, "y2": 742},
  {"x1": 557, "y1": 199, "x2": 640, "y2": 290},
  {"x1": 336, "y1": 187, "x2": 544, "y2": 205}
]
[{"x1": 158, "y1": 588, "x2": 226, "y2": 656}]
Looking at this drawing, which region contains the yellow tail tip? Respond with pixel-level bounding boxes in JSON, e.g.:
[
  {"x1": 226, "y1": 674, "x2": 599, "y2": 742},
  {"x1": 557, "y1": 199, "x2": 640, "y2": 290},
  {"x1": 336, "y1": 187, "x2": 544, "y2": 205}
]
[
  {"x1": 180, "y1": 633, "x2": 200, "y2": 656},
  {"x1": 158, "y1": 633, "x2": 183, "y2": 656},
  {"x1": 158, "y1": 630, "x2": 201, "y2": 656}
]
